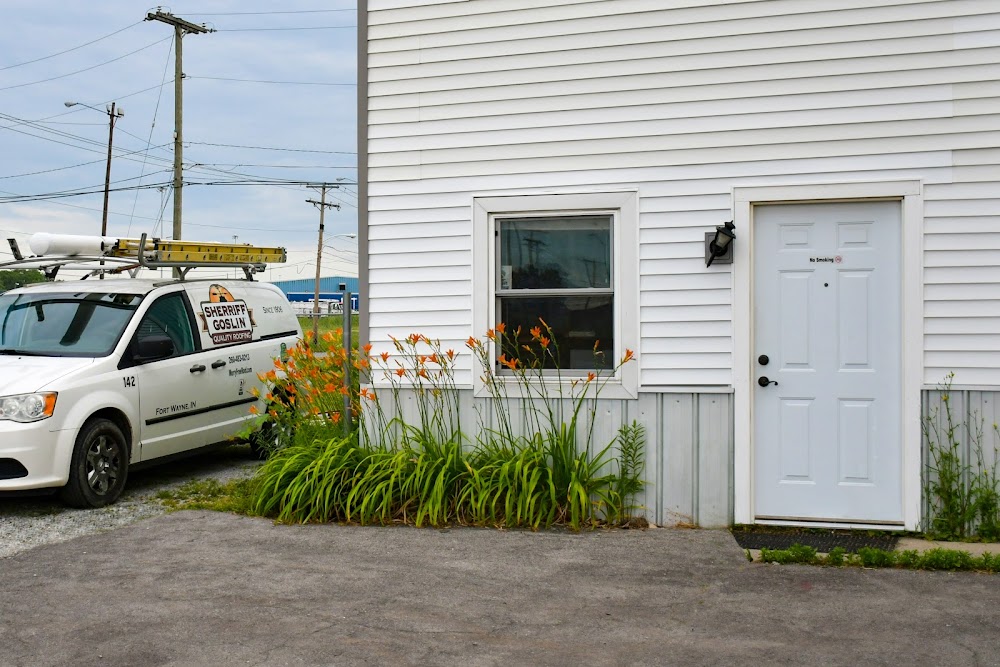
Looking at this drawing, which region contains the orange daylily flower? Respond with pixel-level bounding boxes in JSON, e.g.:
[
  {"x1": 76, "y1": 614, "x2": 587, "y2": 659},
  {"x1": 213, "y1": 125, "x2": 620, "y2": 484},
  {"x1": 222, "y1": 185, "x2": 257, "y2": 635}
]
[
  {"x1": 539, "y1": 336, "x2": 550, "y2": 348},
  {"x1": 324, "y1": 383, "x2": 336, "y2": 393},
  {"x1": 466, "y1": 336, "x2": 477, "y2": 349},
  {"x1": 418, "y1": 368, "x2": 429, "y2": 378},
  {"x1": 363, "y1": 343, "x2": 372, "y2": 354},
  {"x1": 446, "y1": 349, "x2": 455, "y2": 360},
  {"x1": 332, "y1": 413, "x2": 342, "y2": 424},
  {"x1": 530, "y1": 326, "x2": 542, "y2": 339},
  {"x1": 380, "y1": 351, "x2": 390, "y2": 362},
  {"x1": 249, "y1": 405, "x2": 259, "y2": 415},
  {"x1": 587, "y1": 372, "x2": 597, "y2": 383},
  {"x1": 622, "y1": 349, "x2": 635, "y2": 363},
  {"x1": 486, "y1": 329, "x2": 495, "y2": 341},
  {"x1": 395, "y1": 368, "x2": 406, "y2": 377},
  {"x1": 495, "y1": 322, "x2": 506, "y2": 334}
]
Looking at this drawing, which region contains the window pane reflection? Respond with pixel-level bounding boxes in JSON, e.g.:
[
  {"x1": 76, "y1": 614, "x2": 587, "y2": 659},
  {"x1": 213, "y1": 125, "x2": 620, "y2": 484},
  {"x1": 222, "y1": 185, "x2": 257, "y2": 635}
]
[
  {"x1": 499, "y1": 295, "x2": 613, "y2": 370},
  {"x1": 498, "y1": 216, "x2": 611, "y2": 290}
]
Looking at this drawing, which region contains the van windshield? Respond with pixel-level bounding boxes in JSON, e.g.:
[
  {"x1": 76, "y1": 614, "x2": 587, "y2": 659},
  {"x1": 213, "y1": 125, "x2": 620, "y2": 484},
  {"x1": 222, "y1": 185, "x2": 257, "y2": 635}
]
[{"x1": 0, "y1": 291, "x2": 144, "y2": 357}]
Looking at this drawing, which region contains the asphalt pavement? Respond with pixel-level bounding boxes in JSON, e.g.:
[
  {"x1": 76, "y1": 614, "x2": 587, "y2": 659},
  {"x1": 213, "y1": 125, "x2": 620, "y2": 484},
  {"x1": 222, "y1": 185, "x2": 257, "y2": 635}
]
[{"x1": 0, "y1": 512, "x2": 998, "y2": 666}]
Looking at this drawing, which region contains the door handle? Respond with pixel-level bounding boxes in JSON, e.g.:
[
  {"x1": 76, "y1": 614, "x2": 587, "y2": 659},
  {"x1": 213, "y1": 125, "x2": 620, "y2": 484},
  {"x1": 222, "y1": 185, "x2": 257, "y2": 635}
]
[
  {"x1": 211, "y1": 360, "x2": 227, "y2": 369},
  {"x1": 190, "y1": 364, "x2": 206, "y2": 373},
  {"x1": 758, "y1": 376, "x2": 778, "y2": 387}
]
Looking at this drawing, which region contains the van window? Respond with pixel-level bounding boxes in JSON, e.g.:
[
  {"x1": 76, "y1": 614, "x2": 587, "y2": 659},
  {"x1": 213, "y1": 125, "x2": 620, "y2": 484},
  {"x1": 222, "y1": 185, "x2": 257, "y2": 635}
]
[
  {"x1": 0, "y1": 291, "x2": 143, "y2": 357},
  {"x1": 136, "y1": 292, "x2": 197, "y2": 357}
]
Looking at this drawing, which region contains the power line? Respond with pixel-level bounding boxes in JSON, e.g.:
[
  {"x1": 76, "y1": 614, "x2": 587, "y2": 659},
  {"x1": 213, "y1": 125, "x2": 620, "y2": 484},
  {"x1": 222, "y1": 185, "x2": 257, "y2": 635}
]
[
  {"x1": 215, "y1": 25, "x2": 356, "y2": 31},
  {"x1": 0, "y1": 187, "x2": 165, "y2": 223},
  {"x1": 0, "y1": 21, "x2": 143, "y2": 72},
  {"x1": 188, "y1": 141, "x2": 356, "y2": 155},
  {"x1": 185, "y1": 222, "x2": 326, "y2": 233},
  {"x1": 189, "y1": 163, "x2": 358, "y2": 169},
  {"x1": 187, "y1": 76, "x2": 354, "y2": 86},
  {"x1": 0, "y1": 37, "x2": 172, "y2": 92},
  {"x1": 183, "y1": 9, "x2": 355, "y2": 15},
  {"x1": 0, "y1": 144, "x2": 173, "y2": 180},
  {"x1": 0, "y1": 181, "x2": 173, "y2": 203}
]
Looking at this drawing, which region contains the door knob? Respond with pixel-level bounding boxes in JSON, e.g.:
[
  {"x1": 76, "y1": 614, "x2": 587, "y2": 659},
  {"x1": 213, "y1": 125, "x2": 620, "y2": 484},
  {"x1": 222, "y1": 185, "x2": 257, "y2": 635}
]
[
  {"x1": 758, "y1": 376, "x2": 778, "y2": 387},
  {"x1": 758, "y1": 354, "x2": 769, "y2": 365}
]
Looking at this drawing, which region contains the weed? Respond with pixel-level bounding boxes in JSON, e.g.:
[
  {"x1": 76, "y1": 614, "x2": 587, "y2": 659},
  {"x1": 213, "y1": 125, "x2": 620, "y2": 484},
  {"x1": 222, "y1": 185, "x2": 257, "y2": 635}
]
[
  {"x1": 826, "y1": 547, "x2": 846, "y2": 567},
  {"x1": 155, "y1": 477, "x2": 256, "y2": 513},
  {"x1": 755, "y1": 543, "x2": 999, "y2": 573},
  {"x1": 760, "y1": 543, "x2": 818, "y2": 564},
  {"x1": 923, "y1": 374, "x2": 1000, "y2": 541}
]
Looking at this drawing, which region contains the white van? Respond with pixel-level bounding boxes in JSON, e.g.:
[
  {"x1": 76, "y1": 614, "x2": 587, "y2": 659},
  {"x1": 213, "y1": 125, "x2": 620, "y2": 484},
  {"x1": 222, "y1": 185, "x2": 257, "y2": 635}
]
[{"x1": 0, "y1": 234, "x2": 301, "y2": 507}]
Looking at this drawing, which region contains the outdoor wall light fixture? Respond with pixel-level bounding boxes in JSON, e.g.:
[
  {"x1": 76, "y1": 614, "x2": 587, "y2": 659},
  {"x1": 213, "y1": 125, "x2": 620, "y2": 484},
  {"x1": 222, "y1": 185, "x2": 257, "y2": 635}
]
[{"x1": 705, "y1": 220, "x2": 736, "y2": 267}]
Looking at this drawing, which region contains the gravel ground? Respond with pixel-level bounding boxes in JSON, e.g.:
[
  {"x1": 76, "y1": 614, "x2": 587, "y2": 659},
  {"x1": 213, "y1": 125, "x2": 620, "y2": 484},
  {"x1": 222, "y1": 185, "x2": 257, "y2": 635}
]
[{"x1": 0, "y1": 445, "x2": 261, "y2": 559}]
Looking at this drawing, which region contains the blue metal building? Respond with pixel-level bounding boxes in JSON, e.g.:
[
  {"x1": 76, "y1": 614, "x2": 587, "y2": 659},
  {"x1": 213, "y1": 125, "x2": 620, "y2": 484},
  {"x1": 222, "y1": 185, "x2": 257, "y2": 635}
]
[{"x1": 269, "y1": 276, "x2": 360, "y2": 296}]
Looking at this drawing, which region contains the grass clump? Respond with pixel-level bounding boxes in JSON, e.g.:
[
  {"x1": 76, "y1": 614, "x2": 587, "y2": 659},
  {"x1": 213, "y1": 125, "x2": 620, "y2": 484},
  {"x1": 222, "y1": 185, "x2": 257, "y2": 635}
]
[
  {"x1": 155, "y1": 477, "x2": 257, "y2": 513},
  {"x1": 758, "y1": 542, "x2": 1000, "y2": 573}
]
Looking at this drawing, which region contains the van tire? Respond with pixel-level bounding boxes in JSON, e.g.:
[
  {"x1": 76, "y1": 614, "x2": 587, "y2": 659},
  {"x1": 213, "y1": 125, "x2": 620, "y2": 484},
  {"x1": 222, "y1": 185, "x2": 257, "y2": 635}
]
[{"x1": 60, "y1": 418, "x2": 129, "y2": 508}]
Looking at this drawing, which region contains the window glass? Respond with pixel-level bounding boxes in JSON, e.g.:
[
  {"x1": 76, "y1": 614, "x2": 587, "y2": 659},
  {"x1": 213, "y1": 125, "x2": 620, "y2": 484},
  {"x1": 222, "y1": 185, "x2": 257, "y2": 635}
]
[
  {"x1": 0, "y1": 292, "x2": 143, "y2": 357},
  {"x1": 496, "y1": 214, "x2": 614, "y2": 371},
  {"x1": 136, "y1": 292, "x2": 196, "y2": 356},
  {"x1": 499, "y1": 296, "x2": 613, "y2": 370},
  {"x1": 498, "y1": 216, "x2": 611, "y2": 290}
]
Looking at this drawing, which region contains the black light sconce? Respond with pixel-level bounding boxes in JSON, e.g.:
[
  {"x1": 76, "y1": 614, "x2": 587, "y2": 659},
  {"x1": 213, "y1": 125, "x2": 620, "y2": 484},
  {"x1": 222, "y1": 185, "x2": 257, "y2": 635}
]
[{"x1": 705, "y1": 220, "x2": 735, "y2": 267}]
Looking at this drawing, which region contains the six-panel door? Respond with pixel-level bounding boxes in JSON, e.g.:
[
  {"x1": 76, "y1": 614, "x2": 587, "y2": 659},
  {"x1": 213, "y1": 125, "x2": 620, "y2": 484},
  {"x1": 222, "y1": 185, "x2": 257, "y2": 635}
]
[{"x1": 753, "y1": 201, "x2": 903, "y2": 524}]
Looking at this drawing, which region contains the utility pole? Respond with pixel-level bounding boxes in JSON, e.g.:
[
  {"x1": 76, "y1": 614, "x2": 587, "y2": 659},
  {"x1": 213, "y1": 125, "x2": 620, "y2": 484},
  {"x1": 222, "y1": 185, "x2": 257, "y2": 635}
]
[
  {"x1": 63, "y1": 100, "x2": 124, "y2": 239},
  {"x1": 145, "y1": 9, "x2": 212, "y2": 246},
  {"x1": 306, "y1": 186, "x2": 341, "y2": 344},
  {"x1": 100, "y1": 102, "x2": 124, "y2": 239}
]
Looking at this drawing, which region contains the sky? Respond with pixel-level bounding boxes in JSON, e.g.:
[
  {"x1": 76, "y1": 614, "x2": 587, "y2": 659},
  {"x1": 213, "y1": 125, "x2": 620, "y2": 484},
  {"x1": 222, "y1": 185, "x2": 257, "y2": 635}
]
[{"x1": 0, "y1": 1, "x2": 358, "y2": 282}]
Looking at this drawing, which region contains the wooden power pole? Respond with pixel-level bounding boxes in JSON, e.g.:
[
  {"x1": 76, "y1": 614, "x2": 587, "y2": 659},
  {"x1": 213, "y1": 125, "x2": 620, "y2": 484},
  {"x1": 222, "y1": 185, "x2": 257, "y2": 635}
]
[
  {"x1": 145, "y1": 9, "x2": 212, "y2": 245},
  {"x1": 306, "y1": 186, "x2": 341, "y2": 344}
]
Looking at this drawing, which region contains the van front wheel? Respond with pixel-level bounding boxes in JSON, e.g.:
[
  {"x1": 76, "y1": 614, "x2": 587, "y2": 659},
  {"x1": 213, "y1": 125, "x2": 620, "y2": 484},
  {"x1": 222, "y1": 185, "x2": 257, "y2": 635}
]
[{"x1": 60, "y1": 418, "x2": 129, "y2": 508}]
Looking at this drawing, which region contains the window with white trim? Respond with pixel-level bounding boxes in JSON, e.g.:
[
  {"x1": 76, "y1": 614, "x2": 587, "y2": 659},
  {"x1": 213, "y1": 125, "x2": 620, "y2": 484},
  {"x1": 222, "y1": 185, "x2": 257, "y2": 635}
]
[{"x1": 473, "y1": 191, "x2": 638, "y2": 398}]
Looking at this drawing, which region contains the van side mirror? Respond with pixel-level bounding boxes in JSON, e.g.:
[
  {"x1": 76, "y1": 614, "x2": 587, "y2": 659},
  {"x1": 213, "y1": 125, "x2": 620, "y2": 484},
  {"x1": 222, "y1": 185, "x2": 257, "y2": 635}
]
[{"x1": 135, "y1": 334, "x2": 174, "y2": 362}]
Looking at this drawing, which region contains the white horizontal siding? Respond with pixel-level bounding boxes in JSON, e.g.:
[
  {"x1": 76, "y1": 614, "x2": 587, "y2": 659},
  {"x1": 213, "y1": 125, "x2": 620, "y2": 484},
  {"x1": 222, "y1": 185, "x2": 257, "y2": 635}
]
[{"x1": 366, "y1": 0, "x2": 1000, "y2": 387}]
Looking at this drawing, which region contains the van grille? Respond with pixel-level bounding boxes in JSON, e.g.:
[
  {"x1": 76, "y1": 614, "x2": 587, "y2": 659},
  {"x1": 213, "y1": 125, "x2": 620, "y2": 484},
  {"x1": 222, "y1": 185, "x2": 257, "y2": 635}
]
[{"x1": 0, "y1": 458, "x2": 29, "y2": 480}]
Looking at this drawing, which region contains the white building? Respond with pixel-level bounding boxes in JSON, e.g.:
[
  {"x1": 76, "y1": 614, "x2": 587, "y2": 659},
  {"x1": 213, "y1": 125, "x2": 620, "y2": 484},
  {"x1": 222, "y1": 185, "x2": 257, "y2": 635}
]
[{"x1": 358, "y1": 0, "x2": 1000, "y2": 530}]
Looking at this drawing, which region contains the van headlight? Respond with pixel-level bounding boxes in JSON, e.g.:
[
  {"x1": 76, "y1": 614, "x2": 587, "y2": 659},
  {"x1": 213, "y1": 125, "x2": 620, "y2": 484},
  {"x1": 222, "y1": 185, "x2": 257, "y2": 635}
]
[{"x1": 0, "y1": 393, "x2": 58, "y2": 422}]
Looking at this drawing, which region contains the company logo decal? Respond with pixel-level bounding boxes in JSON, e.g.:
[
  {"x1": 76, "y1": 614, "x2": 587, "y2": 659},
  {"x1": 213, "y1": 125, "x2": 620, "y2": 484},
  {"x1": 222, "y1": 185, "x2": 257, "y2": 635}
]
[{"x1": 200, "y1": 284, "x2": 256, "y2": 344}]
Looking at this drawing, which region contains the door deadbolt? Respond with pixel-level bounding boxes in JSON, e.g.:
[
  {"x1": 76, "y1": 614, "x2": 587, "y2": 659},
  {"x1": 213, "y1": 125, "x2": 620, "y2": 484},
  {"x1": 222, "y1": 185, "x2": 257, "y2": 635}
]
[
  {"x1": 758, "y1": 354, "x2": 769, "y2": 366},
  {"x1": 758, "y1": 376, "x2": 778, "y2": 387}
]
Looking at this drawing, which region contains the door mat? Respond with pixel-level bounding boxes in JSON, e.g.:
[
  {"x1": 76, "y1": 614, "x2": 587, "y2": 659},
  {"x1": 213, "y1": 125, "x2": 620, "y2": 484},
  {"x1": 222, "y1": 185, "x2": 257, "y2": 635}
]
[{"x1": 732, "y1": 528, "x2": 899, "y2": 553}]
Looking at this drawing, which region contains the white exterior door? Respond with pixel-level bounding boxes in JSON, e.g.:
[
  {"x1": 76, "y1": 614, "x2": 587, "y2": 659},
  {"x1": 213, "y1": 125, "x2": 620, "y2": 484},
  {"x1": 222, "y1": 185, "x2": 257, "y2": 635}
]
[{"x1": 753, "y1": 201, "x2": 902, "y2": 524}]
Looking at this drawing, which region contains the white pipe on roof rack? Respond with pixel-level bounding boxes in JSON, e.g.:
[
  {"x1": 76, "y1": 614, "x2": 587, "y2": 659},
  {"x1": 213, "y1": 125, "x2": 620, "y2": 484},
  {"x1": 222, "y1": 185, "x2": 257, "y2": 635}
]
[{"x1": 29, "y1": 233, "x2": 118, "y2": 257}]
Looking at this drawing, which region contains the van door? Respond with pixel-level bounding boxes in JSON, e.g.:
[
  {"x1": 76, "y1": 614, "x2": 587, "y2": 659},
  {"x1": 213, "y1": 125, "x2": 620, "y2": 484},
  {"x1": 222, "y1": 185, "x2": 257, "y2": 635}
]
[
  {"x1": 130, "y1": 291, "x2": 218, "y2": 460},
  {"x1": 185, "y1": 282, "x2": 261, "y2": 445}
]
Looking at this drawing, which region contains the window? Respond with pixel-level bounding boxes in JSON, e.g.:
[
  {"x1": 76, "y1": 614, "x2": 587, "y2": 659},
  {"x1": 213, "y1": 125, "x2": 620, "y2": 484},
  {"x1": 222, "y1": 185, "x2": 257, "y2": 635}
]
[
  {"x1": 496, "y1": 215, "x2": 613, "y2": 370},
  {"x1": 0, "y1": 291, "x2": 143, "y2": 357},
  {"x1": 135, "y1": 292, "x2": 197, "y2": 358},
  {"x1": 473, "y1": 191, "x2": 638, "y2": 398}
]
